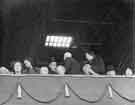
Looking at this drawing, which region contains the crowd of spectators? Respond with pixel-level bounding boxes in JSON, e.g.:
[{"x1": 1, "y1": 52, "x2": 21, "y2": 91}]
[{"x1": 0, "y1": 51, "x2": 133, "y2": 76}]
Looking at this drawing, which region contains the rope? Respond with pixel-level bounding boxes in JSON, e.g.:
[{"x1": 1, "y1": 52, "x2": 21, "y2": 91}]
[
  {"x1": 0, "y1": 83, "x2": 17, "y2": 105},
  {"x1": 20, "y1": 83, "x2": 64, "y2": 104},
  {"x1": 110, "y1": 83, "x2": 135, "y2": 103},
  {"x1": 66, "y1": 82, "x2": 107, "y2": 103}
]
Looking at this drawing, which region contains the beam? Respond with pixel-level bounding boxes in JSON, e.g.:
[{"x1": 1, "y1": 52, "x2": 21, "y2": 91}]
[{"x1": 52, "y1": 18, "x2": 113, "y2": 24}]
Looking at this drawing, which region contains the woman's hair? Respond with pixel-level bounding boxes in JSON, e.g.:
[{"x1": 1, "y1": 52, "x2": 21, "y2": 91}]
[
  {"x1": 24, "y1": 57, "x2": 33, "y2": 65},
  {"x1": 10, "y1": 60, "x2": 23, "y2": 73}
]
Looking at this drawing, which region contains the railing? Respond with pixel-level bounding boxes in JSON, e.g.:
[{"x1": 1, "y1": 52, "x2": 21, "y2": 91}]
[{"x1": 0, "y1": 74, "x2": 135, "y2": 105}]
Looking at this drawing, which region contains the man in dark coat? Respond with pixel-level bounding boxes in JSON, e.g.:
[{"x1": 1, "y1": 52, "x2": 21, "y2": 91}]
[
  {"x1": 64, "y1": 52, "x2": 81, "y2": 74},
  {"x1": 84, "y1": 51, "x2": 105, "y2": 74}
]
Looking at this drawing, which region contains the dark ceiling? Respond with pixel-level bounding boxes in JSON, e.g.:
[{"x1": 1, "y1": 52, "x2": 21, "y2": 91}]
[
  {"x1": 1, "y1": 0, "x2": 132, "y2": 44},
  {"x1": 0, "y1": 0, "x2": 133, "y2": 69},
  {"x1": 1, "y1": 0, "x2": 132, "y2": 22},
  {"x1": 53, "y1": 0, "x2": 131, "y2": 22}
]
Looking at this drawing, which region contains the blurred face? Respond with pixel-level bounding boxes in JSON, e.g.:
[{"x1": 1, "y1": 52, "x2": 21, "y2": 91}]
[
  {"x1": 85, "y1": 53, "x2": 94, "y2": 61},
  {"x1": 24, "y1": 60, "x2": 32, "y2": 68},
  {"x1": 56, "y1": 66, "x2": 65, "y2": 75},
  {"x1": 49, "y1": 62, "x2": 57, "y2": 71},
  {"x1": 14, "y1": 62, "x2": 22, "y2": 74},
  {"x1": 40, "y1": 67, "x2": 49, "y2": 74},
  {"x1": 125, "y1": 67, "x2": 133, "y2": 76},
  {"x1": 107, "y1": 70, "x2": 116, "y2": 76}
]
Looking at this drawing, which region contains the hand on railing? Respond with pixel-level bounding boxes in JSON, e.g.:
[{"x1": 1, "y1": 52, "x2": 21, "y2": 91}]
[{"x1": 82, "y1": 64, "x2": 99, "y2": 76}]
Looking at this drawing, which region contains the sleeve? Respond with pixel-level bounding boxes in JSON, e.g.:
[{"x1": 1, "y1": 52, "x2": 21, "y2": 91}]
[
  {"x1": 96, "y1": 56, "x2": 105, "y2": 74},
  {"x1": 64, "y1": 59, "x2": 72, "y2": 74},
  {"x1": 91, "y1": 56, "x2": 105, "y2": 74}
]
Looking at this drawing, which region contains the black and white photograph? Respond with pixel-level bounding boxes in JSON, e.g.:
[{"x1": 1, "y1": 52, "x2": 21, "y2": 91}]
[{"x1": 0, "y1": 0, "x2": 134, "y2": 104}]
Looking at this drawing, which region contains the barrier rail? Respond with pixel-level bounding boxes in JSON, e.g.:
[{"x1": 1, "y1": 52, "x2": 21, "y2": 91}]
[{"x1": 0, "y1": 74, "x2": 134, "y2": 105}]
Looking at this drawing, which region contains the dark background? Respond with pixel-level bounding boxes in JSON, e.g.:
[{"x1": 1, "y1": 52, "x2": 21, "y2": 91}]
[{"x1": 0, "y1": 0, "x2": 133, "y2": 73}]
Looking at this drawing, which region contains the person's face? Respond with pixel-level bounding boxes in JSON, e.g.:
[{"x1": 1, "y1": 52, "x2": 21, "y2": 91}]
[
  {"x1": 14, "y1": 62, "x2": 22, "y2": 74},
  {"x1": 49, "y1": 62, "x2": 57, "y2": 71},
  {"x1": 24, "y1": 60, "x2": 32, "y2": 68},
  {"x1": 85, "y1": 53, "x2": 94, "y2": 61},
  {"x1": 107, "y1": 70, "x2": 116, "y2": 76},
  {"x1": 125, "y1": 67, "x2": 133, "y2": 76},
  {"x1": 40, "y1": 67, "x2": 49, "y2": 74},
  {"x1": 56, "y1": 66, "x2": 65, "y2": 75}
]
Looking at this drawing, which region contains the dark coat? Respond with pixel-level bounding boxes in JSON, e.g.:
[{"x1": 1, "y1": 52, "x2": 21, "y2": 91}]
[
  {"x1": 64, "y1": 57, "x2": 81, "y2": 74},
  {"x1": 88, "y1": 55, "x2": 105, "y2": 74}
]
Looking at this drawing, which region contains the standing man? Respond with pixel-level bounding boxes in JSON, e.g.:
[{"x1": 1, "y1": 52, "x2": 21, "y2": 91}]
[{"x1": 64, "y1": 52, "x2": 81, "y2": 74}]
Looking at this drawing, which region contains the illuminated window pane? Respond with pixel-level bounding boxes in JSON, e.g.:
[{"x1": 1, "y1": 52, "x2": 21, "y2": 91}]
[
  {"x1": 54, "y1": 37, "x2": 58, "y2": 43},
  {"x1": 53, "y1": 43, "x2": 57, "y2": 47},
  {"x1": 45, "y1": 35, "x2": 72, "y2": 48},
  {"x1": 65, "y1": 44, "x2": 70, "y2": 48},
  {"x1": 58, "y1": 37, "x2": 63, "y2": 43},
  {"x1": 61, "y1": 43, "x2": 65, "y2": 47},
  {"x1": 57, "y1": 43, "x2": 62, "y2": 47},
  {"x1": 46, "y1": 36, "x2": 50, "y2": 42},
  {"x1": 45, "y1": 42, "x2": 49, "y2": 46},
  {"x1": 63, "y1": 37, "x2": 67, "y2": 43},
  {"x1": 67, "y1": 37, "x2": 72, "y2": 43},
  {"x1": 50, "y1": 36, "x2": 55, "y2": 43},
  {"x1": 49, "y1": 42, "x2": 53, "y2": 46}
]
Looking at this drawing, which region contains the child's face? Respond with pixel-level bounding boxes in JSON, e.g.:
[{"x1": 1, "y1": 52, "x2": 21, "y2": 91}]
[
  {"x1": 56, "y1": 66, "x2": 65, "y2": 75},
  {"x1": 14, "y1": 62, "x2": 22, "y2": 74},
  {"x1": 40, "y1": 67, "x2": 49, "y2": 74}
]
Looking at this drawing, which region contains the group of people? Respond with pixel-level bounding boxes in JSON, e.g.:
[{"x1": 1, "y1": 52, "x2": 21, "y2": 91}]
[
  {"x1": 0, "y1": 51, "x2": 133, "y2": 76},
  {"x1": 0, "y1": 51, "x2": 106, "y2": 75}
]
